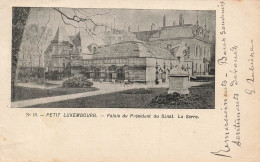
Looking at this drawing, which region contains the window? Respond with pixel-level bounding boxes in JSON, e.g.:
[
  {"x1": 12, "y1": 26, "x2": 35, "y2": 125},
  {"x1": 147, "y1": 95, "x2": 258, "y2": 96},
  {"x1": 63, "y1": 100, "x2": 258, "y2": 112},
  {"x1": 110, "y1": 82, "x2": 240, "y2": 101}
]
[
  {"x1": 62, "y1": 59, "x2": 66, "y2": 68},
  {"x1": 79, "y1": 47, "x2": 82, "y2": 53},
  {"x1": 200, "y1": 47, "x2": 202, "y2": 58},
  {"x1": 167, "y1": 44, "x2": 172, "y2": 49},
  {"x1": 195, "y1": 46, "x2": 198, "y2": 57},
  {"x1": 204, "y1": 47, "x2": 206, "y2": 57},
  {"x1": 52, "y1": 46, "x2": 56, "y2": 54},
  {"x1": 93, "y1": 47, "x2": 97, "y2": 54},
  {"x1": 186, "y1": 46, "x2": 190, "y2": 58}
]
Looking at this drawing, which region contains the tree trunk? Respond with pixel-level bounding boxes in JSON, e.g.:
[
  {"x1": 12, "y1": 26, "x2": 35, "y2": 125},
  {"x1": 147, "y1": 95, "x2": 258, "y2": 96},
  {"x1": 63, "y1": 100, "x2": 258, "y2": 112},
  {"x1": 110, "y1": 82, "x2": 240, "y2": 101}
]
[{"x1": 12, "y1": 7, "x2": 30, "y2": 100}]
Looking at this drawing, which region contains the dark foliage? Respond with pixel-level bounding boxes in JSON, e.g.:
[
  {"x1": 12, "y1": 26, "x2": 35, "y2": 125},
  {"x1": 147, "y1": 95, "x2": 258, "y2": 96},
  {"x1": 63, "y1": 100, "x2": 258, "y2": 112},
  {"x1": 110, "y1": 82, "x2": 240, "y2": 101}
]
[
  {"x1": 149, "y1": 92, "x2": 203, "y2": 108},
  {"x1": 45, "y1": 71, "x2": 61, "y2": 80},
  {"x1": 149, "y1": 83, "x2": 215, "y2": 109},
  {"x1": 63, "y1": 76, "x2": 93, "y2": 88},
  {"x1": 18, "y1": 67, "x2": 45, "y2": 80}
]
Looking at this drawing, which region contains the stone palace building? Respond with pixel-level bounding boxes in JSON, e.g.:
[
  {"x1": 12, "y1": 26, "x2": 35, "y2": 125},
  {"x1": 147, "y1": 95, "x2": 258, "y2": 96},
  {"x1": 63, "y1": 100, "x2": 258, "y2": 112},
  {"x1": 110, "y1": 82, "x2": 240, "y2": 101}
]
[{"x1": 44, "y1": 13, "x2": 215, "y2": 83}]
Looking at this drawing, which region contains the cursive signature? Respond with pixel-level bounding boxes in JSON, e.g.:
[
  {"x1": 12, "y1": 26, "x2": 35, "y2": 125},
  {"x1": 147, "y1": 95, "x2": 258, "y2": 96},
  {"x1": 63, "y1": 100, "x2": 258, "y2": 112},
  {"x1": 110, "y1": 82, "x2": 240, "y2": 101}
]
[{"x1": 245, "y1": 40, "x2": 255, "y2": 95}]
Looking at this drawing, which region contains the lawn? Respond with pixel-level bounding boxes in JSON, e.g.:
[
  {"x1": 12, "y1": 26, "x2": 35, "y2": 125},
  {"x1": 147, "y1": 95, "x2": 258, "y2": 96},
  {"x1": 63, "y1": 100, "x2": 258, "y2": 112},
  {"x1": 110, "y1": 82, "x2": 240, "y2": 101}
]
[
  {"x1": 12, "y1": 86, "x2": 99, "y2": 102},
  {"x1": 29, "y1": 82, "x2": 215, "y2": 109}
]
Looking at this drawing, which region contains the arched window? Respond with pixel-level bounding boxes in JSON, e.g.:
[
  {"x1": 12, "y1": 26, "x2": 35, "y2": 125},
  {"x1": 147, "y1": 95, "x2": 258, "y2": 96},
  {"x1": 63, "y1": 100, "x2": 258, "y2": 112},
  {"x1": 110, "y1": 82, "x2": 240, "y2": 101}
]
[
  {"x1": 187, "y1": 46, "x2": 190, "y2": 58},
  {"x1": 93, "y1": 47, "x2": 97, "y2": 54},
  {"x1": 195, "y1": 46, "x2": 198, "y2": 57},
  {"x1": 117, "y1": 68, "x2": 125, "y2": 80},
  {"x1": 94, "y1": 68, "x2": 101, "y2": 80},
  {"x1": 62, "y1": 59, "x2": 66, "y2": 68},
  {"x1": 204, "y1": 47, "x2": 206, "y2": 57},
  {"x1": 200, "y1": 46, "x2": 202, "y2": 58}
]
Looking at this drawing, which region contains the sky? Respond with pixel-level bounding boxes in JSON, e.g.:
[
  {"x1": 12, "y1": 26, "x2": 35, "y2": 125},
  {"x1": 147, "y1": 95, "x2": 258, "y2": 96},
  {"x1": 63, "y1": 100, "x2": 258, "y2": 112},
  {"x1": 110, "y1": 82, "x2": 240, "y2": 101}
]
[{"x1": 26, "y1": 7, "x2": 216, "y2": 36}]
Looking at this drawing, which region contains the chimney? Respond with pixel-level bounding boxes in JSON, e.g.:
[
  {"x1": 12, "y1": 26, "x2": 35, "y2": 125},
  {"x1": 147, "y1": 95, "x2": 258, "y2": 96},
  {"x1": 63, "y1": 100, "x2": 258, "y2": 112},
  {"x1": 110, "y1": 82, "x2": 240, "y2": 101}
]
[
  {"x1": 204, "y1": 18, "x2": 207, "y2": 29},
  {"x1": 196, "y1": 11, "x2": 199, "y2": 26},
  {"x1": 151, "y1": 23, "x2": 155, "y2": 31},
  {"x1": 114, "y1": 19, "x2": 115, "y2": 30},
  {"x1": 163, "y1": 14, "x2": 166, "y2": 27},
  {"x1": 179, "y1": 13, "x2": 183, "y2": 25}
]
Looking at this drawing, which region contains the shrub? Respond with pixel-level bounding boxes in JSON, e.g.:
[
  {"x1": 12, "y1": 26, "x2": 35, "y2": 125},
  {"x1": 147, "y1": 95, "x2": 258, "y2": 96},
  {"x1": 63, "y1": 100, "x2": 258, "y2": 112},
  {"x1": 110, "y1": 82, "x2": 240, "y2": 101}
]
[
  {"x1": 45, "y1": 71, "x2": 60, "y2": 80},
  {"x1": 62, "y1": 75, "x2": 93, "y2": 88},
  {"x1": 149, "y1": 92, "x2": 207, "y2": 108}
]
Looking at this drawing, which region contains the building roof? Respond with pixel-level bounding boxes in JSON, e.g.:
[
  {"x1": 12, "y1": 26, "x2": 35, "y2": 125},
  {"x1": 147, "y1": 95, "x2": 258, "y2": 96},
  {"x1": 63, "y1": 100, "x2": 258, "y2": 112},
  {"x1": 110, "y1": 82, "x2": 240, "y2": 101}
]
[
  {"x1": 52, "y1": 27, "x2": 70, "y2": 42},
  {"x1": 133, "y1": 30, "x2": 158, "y2": 42},
  {"x1": 93, "y1": 41, "x2": 174, "y2": 59},
  {"x1": 72, "y1": 29, "x2": 106, "y2": 54},
  {"x1": 44, "y1": 27, "x2": 73, "y2": 53}
]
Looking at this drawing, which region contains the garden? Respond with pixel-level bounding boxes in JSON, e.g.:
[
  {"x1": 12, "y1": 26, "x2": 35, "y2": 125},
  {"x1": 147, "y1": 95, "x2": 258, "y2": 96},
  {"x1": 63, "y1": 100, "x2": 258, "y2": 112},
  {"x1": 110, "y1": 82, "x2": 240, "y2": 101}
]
[
  {"x1": 12, "y1": 75, "x2": 96, "y2": 101},
  {"x1": 29, "y1": 82, "x2": 215, "y2": 108}
]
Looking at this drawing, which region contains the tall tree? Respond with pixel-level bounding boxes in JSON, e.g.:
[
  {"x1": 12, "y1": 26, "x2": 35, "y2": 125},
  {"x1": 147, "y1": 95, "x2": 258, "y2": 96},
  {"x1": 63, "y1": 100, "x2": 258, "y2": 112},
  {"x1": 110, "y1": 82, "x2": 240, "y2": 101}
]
[{"x1": 12, "y1": 7, "x2": 30, "y2": 99}]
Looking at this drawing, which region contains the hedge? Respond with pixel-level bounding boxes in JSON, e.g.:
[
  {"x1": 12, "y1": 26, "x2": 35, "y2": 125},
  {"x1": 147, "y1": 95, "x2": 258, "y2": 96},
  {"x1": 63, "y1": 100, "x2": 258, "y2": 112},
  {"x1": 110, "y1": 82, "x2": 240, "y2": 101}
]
[{"x1": 62, "y1": 75, "x2": 93, "y2": 88}]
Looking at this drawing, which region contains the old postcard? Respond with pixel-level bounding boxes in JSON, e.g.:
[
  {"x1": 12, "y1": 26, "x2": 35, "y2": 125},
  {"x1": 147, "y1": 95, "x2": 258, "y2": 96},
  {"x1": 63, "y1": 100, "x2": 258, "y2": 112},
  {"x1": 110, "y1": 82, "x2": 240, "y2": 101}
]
[
  {"x1": 0, "y1": 0, "x2": 259, "y2": 161},
  {"x1": 11, "y1": 8, "x2": 215, "y2": 109}
]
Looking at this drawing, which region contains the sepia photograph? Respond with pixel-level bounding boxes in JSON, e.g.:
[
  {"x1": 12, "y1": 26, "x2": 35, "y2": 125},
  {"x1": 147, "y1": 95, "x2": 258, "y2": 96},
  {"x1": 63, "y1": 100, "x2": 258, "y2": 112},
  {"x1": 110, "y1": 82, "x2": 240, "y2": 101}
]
[
  {"x1": 11, "y1": 7, "x2": 216, "y2": 108},
  {"x1": 2, "y1": 1, "x2": 260, "y2": 161}
]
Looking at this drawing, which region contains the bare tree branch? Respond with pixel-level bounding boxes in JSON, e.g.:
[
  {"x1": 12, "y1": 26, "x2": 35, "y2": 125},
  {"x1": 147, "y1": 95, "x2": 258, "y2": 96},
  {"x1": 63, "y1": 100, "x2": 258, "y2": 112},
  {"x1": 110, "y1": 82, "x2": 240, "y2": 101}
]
[
  {"x1": 77, "y1": 8, "x2": 111, "y2": 18},
  {"x1": 53, "y1": 7, "x2": 112, "y2": 44}
]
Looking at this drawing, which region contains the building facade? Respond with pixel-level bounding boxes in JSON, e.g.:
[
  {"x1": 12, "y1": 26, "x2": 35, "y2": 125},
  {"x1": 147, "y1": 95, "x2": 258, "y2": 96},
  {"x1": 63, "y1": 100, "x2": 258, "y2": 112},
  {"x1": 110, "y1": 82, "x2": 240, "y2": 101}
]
[
  {"x1": 70, "y1": 41, "x2": 192, "y2": 83},
  {"x1": 44, "y1": 27, "x2": 75, "y2": 73},
  {"x1": 134, "y1": 13, "x2": 214, "y2": 76},
  {"x1": 44, "y1": 13, "x2": 215, "y2": 83}
]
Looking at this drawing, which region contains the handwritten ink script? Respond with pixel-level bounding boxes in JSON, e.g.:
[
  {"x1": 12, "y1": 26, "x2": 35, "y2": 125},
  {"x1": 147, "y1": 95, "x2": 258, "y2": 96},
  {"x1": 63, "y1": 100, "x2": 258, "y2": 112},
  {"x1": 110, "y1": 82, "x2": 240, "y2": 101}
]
[
  {"x1": 245, "y1": 40, "x2": 255, "y2": 95},
  {"x1": 211, "y1": 79, "x2": 231, "y2": 158},
  {"x1": 212, "y1": 1, "x2": 244, "y2": 158}
]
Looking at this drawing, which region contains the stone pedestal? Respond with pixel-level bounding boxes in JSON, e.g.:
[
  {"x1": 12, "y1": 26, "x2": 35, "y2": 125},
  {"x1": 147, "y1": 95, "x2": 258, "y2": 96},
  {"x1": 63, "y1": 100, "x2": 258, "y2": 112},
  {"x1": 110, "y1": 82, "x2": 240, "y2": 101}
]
[
  {"x1": 168, "y1": 70, "x2": 190, "y2": 95},
  {"x1": 168, "y1": 74, "x2": 190, "y2": 94}
]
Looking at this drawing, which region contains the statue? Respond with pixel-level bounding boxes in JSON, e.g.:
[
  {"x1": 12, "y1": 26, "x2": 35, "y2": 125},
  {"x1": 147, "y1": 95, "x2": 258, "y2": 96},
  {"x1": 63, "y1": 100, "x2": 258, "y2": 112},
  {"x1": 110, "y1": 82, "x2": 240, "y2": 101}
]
[
  {"x1": 168, "y1": 42, "x2": 190, "y2": 95},
  {"x1": 169, "y1": 42, "x2": 189, "y2": 75}
]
